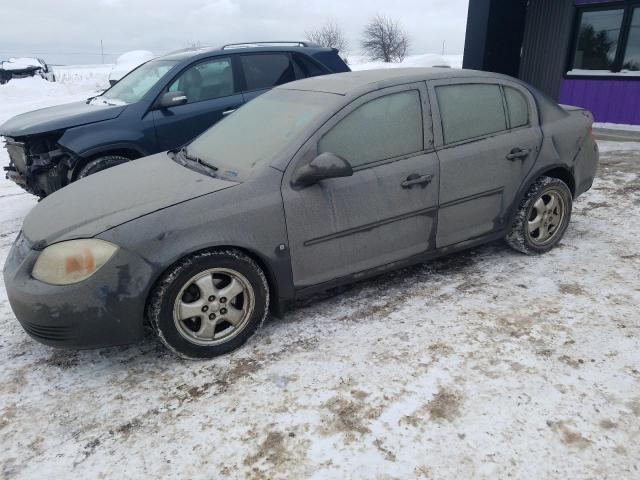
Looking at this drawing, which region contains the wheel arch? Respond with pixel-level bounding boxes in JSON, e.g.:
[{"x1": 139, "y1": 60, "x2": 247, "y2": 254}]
[
  {"x1": 539, "y1": 166, "x2": 576, "y2": 197},
  {"x1": 71, "y1": 144, "x2": 147, "y2": 179},
  {"x1": 507, "y1": 164, "x2": 576, "y2": 228},
  {"x1": 144, "y1": 244, "x2": 284, "y2": 322}
]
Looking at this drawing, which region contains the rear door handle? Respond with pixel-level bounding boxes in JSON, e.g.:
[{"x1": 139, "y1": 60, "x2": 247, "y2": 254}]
[
  {"x1": 401, "y1": 173, "x2": 434, "y2": 188},
  {"x1": 222, "y1": 108, "x2": 237, "y2": 116},
  {"x1": 506, "y1": 148, "x2": 531, "y2": 160}
]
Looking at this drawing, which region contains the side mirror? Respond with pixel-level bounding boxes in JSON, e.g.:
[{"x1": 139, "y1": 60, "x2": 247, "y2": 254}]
[
  {"x1": 159, "y1": 91, "x2": 188, "y2": 109},
  {"x1": 291, "y1": 152, "x2": 353, "y2": 189}
]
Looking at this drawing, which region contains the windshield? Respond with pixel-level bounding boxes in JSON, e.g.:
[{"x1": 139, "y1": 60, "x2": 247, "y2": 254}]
[
  {"x1": 185, "y1": 89, "x2": 334, "y2": 180},
  {"x1": 100, "y1": 59, "x2": 178, "y2": 104}
]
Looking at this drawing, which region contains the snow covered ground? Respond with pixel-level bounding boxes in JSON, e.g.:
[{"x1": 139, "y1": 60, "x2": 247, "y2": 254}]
[{"x1": 0, "y1": 68, "x2": 639, "y2": 479}]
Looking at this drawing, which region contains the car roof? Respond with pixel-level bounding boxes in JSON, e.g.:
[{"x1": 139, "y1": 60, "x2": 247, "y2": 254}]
[
  {"x1": 159, "y1": 44, "x2": 335, "y2": 62},
  {"x1": 277, "y1": 68, "x2": 515, "y2": 97}
]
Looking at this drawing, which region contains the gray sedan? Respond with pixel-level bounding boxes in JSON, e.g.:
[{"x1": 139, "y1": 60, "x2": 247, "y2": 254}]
[{"x1": 3, "y1": 68, "x2": 598, "y2": 358}]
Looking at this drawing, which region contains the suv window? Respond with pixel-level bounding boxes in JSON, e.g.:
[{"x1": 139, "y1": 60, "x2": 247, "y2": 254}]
[
  {"x1": 168, "y1": 57, "x2": 234, "y2": 103},
  {"x1": 318, "y1": 90, "x2": 423, "y2": 168},
  {"x1": 292, "y1": 54, "x2": 325, "y2": 79},
  {"x1": 240, "y1": 54, "x2": 295, "y2": 91},
  {"x1": 504, "y1": 87, "x2": 529, "y2": 129},
  {"x1": 436, "y1": 84, "x2": 507, "y2": 144}
]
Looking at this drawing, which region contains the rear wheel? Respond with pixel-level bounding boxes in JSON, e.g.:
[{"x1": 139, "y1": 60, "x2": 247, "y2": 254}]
[
  {"x1": 506, "y1": 176, "x2": 572, "y2": 255},
  {"x1": 76, "y1": 154, "x2": 130, "y2": 179},
  {"x1": 147, "y1": 249, "x2": 270, "y2": 359}
]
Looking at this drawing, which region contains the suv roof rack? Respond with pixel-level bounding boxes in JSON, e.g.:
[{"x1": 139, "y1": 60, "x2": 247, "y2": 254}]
[{"x1": 221, "y1": 41, "x2": 320, "y2": 50}]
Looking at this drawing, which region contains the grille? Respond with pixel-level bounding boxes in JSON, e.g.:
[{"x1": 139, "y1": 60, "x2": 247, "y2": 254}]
[
  {"x1": 5, "y1": 138, "x2": 28, "y2": 173},
  {"x1": 21, "y1": 321, "x2": 74, "y2": 342}
]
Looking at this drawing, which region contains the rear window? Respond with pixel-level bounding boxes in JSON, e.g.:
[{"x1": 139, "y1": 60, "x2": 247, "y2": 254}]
[
  {"x1": 240, "y1": 54, "x2": 295, "y2": 91},
  {"x1": 435, "y1": 84, "x2": 507, "y2": 144}
]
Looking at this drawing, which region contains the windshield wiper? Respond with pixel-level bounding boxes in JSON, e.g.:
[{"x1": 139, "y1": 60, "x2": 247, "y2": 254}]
[{"x1": 180, "y1": 147, "x2": 218, "y2": 172}]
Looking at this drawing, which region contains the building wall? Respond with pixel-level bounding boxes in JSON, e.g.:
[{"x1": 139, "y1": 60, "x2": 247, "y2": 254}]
[
  {"x1": 558, "y1": 0, "x2": 640, "y2": 124},
  {"x1": 464, "y1": 0, "x2": 640, "y2": 124},
  {"x1": 518, "y1": 0, "x2": 575, "y2": 100},
  {"x1": 560, "y1": 79, "x2": 640, "y2": 124}
]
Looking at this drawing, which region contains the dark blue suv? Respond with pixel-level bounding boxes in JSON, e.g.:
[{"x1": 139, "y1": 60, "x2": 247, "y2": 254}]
[{"x1": 0, "y1": 42, "x2": 350, "y2": 197}]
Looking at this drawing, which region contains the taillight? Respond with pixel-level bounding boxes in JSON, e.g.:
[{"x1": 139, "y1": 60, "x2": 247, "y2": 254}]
[{"x1": 588, "y1": 126, "x2": 596, "y2": 144}]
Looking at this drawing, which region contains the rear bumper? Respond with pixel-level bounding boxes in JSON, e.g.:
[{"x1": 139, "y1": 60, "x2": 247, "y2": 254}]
[{"x1": 3, "y1": 233, "x2": 155, "y2": 349}]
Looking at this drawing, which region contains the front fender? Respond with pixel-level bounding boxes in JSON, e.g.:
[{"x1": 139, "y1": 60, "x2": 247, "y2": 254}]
[
  {"x1": 57, "y1": 120, "x2": 150, "y2": 160},
  {"x1": 97, "y1": 169, "x2": 295, "y2": 309}
]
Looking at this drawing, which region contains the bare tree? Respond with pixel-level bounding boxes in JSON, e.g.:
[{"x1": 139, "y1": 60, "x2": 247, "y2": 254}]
[
  {"x1": 361, "y1": 14, "x2": 409, "y2": 63},
  {"x1": 305, "y1": 21, "x2": 348, "y2": 53}
]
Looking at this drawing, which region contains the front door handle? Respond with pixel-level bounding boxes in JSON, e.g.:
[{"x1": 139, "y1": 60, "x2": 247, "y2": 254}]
[
  {"x1": 401, "y1": 173, "x2": 433, "y2": 189},
  {"x1": 506, "y1": 148, "x2": 531, "y2": 161},
  {"x1": 222, "y1": 108, "x2": 237, "y2": 116}
]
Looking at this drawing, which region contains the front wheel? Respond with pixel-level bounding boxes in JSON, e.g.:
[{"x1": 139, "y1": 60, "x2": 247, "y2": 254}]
[
  {"x1": 76, "y1": 154, "x2": 130, "y2": 179},
  {"x1": 147, "y1": 249, "x2": 270, "y2": 359},
  {"x1": 506, "y1": 176, "x2": 572, "y2": 255}
]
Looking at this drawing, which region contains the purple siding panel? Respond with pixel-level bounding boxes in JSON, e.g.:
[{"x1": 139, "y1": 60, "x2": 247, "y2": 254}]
[
  {"x1": 575, "y1": 0, "x2": 621, "y2": 4},
  {"x1": 560, "y1": 79, "x2": 640, "y2": 124}
]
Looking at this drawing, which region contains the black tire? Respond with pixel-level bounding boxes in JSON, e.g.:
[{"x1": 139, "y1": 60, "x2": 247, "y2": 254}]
[
  {"x1": 147, "y1": 249, "x2": 270, "y2": 359},
  {"x1": 506, "y1": 176, "x2": 573, "y2": 255},
  {"x1": 76, "y1": 155, "x2": 130, "y2": 179}
]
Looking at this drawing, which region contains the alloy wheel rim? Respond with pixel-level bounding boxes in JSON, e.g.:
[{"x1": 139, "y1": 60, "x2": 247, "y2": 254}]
[
  {"x1": 173, "y1": 268, "x2": 254, "y2": 346},
  {"x1": 526, "y1": 189, "x2": 566, "y2": 246}
]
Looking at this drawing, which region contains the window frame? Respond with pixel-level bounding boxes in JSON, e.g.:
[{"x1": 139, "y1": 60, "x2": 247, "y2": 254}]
[
  {"x1": 427, "y1": 78, "x2": 537, "y2": 149},
  {"x1": 236, "y1": 51, "x2": 297, "y2": 93},
  {"x1": 566, "y1": 1, "x2": 640, "y2": 77},
  {"x1": 317, "y1": 89, "x2": 425, "y2": 170},
  {"x1": 153, "y1": 55, "x2": 241, "y2": 108},
  {"x1": 283, "y1": 82, "x2": 433, "y2": 177}
]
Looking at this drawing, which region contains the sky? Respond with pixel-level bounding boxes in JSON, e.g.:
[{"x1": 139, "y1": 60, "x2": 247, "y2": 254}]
[{"x1": 0, "y1": 0, "x2": 469, "y2": 65}]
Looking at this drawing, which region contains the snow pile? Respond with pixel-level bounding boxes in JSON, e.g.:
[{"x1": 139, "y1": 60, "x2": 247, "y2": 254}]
[
  {"x1": 109, "y1": 50, "x2": 155, "y2": 83},
  {"x1": 350, "y1": 53, "x2": 463, "y2": 71},
  {"x1": 53, "y1": 64, "x2": 113, "y2": 91},
  {"x1": 594, "y1": 122, "x2": 640, "y2": 132}
]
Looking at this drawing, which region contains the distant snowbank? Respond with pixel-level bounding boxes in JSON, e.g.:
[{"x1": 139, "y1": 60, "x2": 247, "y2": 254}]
[
  {"x1": 350, "y1": 53, "x2": 463, "y2": 71},
  {"x1": 0, "y1": 77, "x2": 101, "y2": 125},
  {"x1": 52, "y1": 64, "x2": 113, "y2": 90}
]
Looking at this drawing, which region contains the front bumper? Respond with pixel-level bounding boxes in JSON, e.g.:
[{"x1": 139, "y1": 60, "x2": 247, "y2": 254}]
[{"x1": 3, "y1": 233, "x2": 155, "y2": 349}]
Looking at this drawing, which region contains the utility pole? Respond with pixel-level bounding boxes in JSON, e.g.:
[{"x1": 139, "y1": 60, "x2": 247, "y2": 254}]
[{"x1": 101, "y1": 40, "x2": 104, "y2": 64}]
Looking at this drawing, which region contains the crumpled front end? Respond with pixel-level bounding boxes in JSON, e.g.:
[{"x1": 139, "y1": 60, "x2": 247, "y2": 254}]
[{"x1": 3, "y1": 132, "x2": 76, "y2": 197}]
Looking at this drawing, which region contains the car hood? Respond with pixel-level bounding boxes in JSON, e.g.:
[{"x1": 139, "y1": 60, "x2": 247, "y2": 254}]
[
  {"x1": 22, "y1": 153, "x2": 239, "y2": 248},
  {"x1": 0, "y1": 100, "x2": 126, "y2": 137}
]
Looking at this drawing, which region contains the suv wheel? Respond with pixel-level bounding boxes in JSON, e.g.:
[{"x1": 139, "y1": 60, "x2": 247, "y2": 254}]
[
  {"x1": 76, "y1": 154, "x2": 130, "y2": 179},
  {"x1": 147, "y1": 249, "x2": 270, "y2": 359},
  {"x1": 506, "y1": 176, "x2": 572, "y2": 255}
]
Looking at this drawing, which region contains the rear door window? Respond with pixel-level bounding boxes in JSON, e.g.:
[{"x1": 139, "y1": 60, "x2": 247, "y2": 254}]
[
  {"x1": 240, "y1": 54, "x2": 295, "y2": 91},
  {"x1": 318, "y1": 90, "x2": 424, "y2": 168},
  {"x1": 435, "y1": 84, "x2": 507, "y2": 144}
]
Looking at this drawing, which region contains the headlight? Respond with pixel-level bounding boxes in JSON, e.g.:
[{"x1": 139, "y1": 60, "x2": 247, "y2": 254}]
[{"x1": 32, "y1": 239, "x2": 118, "y2": 285}]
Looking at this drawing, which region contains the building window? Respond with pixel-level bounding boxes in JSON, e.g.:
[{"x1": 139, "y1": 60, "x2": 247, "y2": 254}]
[
  {"x1": 623, "y1": 8, "x2": 640, "y2": 71},
  {"x1": 570, "y1": 4, "x2": 640, "y2": 74}
]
